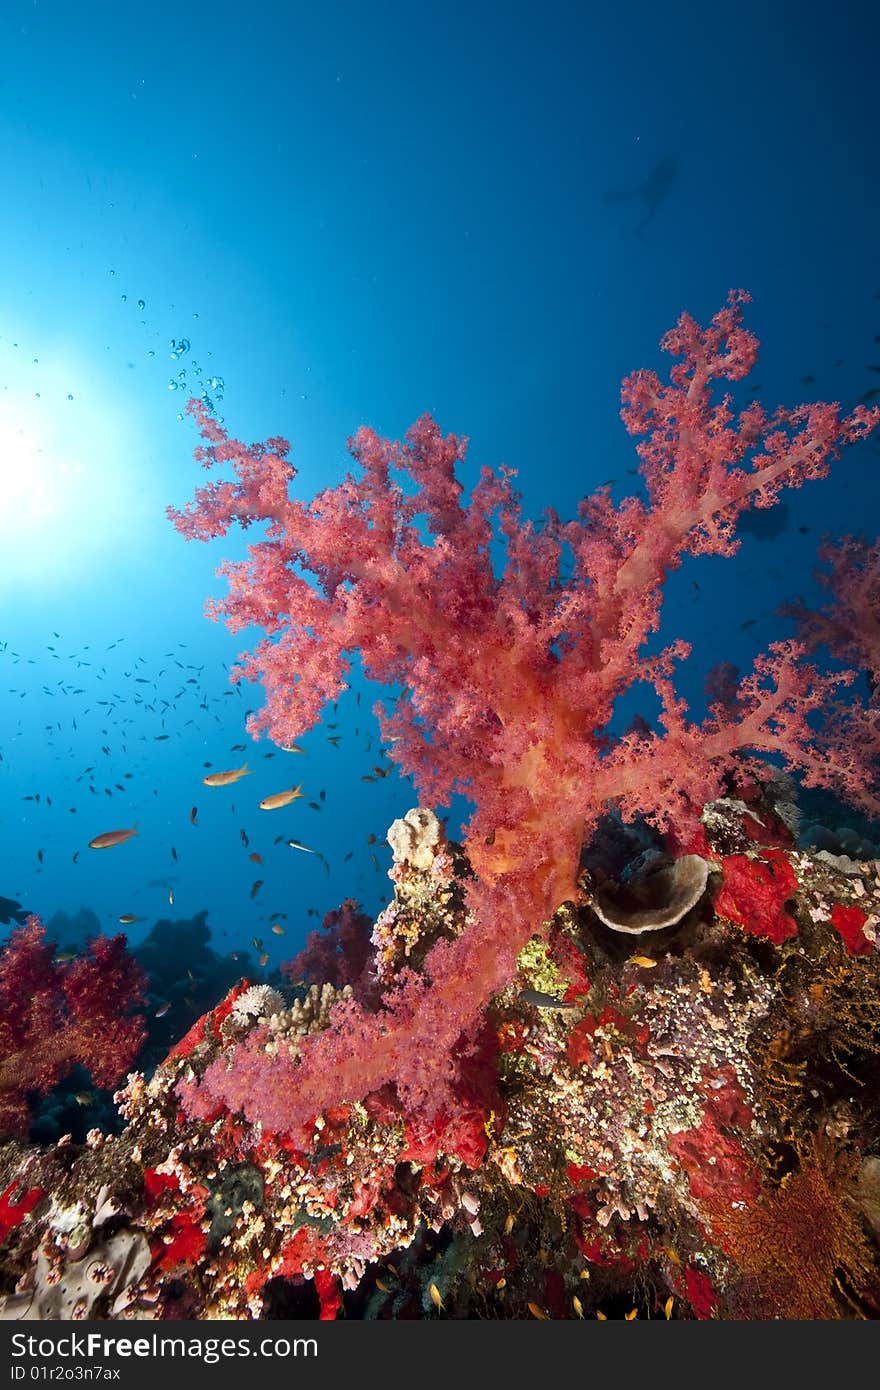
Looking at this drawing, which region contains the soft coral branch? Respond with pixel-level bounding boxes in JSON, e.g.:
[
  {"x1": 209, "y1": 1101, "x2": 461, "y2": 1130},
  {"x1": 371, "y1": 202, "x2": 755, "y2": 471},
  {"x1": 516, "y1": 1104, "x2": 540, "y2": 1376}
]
[{"x1": 783, "y1": 534, "x2": 880, "y2": 686}]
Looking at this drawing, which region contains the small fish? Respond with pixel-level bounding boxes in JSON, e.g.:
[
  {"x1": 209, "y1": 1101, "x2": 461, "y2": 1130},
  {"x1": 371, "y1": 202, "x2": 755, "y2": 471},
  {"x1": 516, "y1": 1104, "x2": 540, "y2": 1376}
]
[
  {"x1": 664, "y1": 1295, "x2": 674, "y2": 1319},
  {"x1": 190, "y1": 806, "x2": 198, "y2": 826},
  {"x1": 259, "y1": 785, "x2": 304, "y2": 811},
  {"x1": 518, "y1": 988, "x2": 577, "y2": 1010},
  {"x1": 249, "y1": 852, "x2": 263, "y2": 864},
  {"x1": 155, "y1": 1001, "x2": 171, "y2": 1018},
  {"x1": 271, "y1": 923, "x2": 285, "y2": 935},
  {"x1": 202, "y1": 762, "x2": 252, "y2": 787},
  {"x1": 503, "y1": 1212, "x2": 515, "y2": 1235},
  {"x1": 376, "y1": 1279, "x2": 392, "y2": 1294},
  {"x1": 630, "y1": 955, "x2": 657, "y2": 968},
  {"x1": 287, "y1": 839, "x2": 317, "y2": 854},
  {"x1": 251, "y1": 879, "x2": 264, "y2": 899},
  {"x1": 280, "y1": 743, "x2": 305, "y2": 754},
  {"x1": 56, "y1": 949, "x2": 77, "y2": 964},
  {"x1": 528, "y1": 1302, "x2": 549, "y2": 1320},
  {"x1": 240, "y1": 828, "x2": 250, "y2": 847},
  {"x1": 572, "y1": 1296, "x2": 584, "y2": 1319},
  {"x1": 252, "y1": 937, "x2": 263, "y2": 951},
  {"x1": 168, "y1": 887, "x2": 175, "y2": 905},
  {"x1": 171, "y1": 846, "x2": 178, "y2": 862},
  {"x1": 118, "y1": 914, "x2": 141, "y2": 925},
  {"x1": 625, "y1": 1308, "x2": 638, "y2": 1320},
  {"x1": 428, "y1": 1283, "x2": 445, "y2": 1312},
  {"x1": 74, "y1": 1091, "x2": 95, "y2": 1107},
  {"x1": 596, "y1": 1310, "x2": 607, "y2": 1320},
  {"x1": 259, "y1": 952, "x2": 269, "y2": 967},
  {"x1": 89, "y1": 825, "x2": 138, "y2": 850}
]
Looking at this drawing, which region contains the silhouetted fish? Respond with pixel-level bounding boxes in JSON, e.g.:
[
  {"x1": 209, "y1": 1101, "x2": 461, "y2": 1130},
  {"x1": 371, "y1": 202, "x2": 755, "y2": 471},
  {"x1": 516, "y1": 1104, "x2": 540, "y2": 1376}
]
[
  {"x1": 605, "y1": 154, "x2": 679, "y2": 237},
  {"x1": 0, "y1": 895, "x2": 27, "y2": 926}
]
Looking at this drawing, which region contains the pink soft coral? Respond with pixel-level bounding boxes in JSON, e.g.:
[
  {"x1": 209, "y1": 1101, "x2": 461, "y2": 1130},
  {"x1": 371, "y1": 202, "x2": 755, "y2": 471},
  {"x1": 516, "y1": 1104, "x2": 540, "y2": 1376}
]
[
  {"x1": 784, "y1": 534, "x2": 880, "y2": 685},
  {"x1": 169, "y1": 292, "x2": 880, "y2": 1139}
]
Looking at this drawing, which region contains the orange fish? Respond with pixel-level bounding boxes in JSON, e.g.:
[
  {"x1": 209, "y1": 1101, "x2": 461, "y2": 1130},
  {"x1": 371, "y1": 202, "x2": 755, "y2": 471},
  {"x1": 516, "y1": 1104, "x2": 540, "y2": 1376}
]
[
  {"x1": 89, "y1": 825, "x2": 137, "y2": 850},
  {"x1": 202, "y1": 762, "x2": 252, "y2": 787},
  {"x1": 259, "y1": 785, "x2": 304, "y2": 811}
]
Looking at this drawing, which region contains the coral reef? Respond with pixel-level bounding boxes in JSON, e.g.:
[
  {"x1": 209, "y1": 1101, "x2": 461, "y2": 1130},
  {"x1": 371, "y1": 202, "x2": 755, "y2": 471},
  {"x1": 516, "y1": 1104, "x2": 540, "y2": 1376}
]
[
  {"x1": 0, "y1": 794, "x2": 878, "y2": 1320},
  {"x1": 163, "y1": 292, "x2": 880, "y2": 1156},
  {"x1": 2, "y1": 295, "x2": 879, "y2": 1320}
]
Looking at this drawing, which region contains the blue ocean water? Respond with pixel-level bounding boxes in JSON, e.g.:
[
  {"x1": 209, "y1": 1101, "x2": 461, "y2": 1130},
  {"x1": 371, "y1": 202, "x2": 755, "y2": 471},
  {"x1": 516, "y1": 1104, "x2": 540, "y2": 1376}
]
[{"x1": 1, "y1": 0, "x2": 878, "y2": 1014}]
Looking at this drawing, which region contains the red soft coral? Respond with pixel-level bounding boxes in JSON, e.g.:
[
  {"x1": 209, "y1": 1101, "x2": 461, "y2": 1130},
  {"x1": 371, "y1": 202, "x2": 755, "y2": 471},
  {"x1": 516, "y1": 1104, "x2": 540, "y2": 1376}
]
[
  {"x1": 829, "y1": 903, "x2": 873, "y2": 955},
  {"x1": 0, "y1": 917, "x2": 146, "y2": 1135},
  {"x1": 714, "y1": 850, "x2": 799, "y2": 944},
  {"x1": 283, "y1": 898, "x2": 378, "y2": 1005}
]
